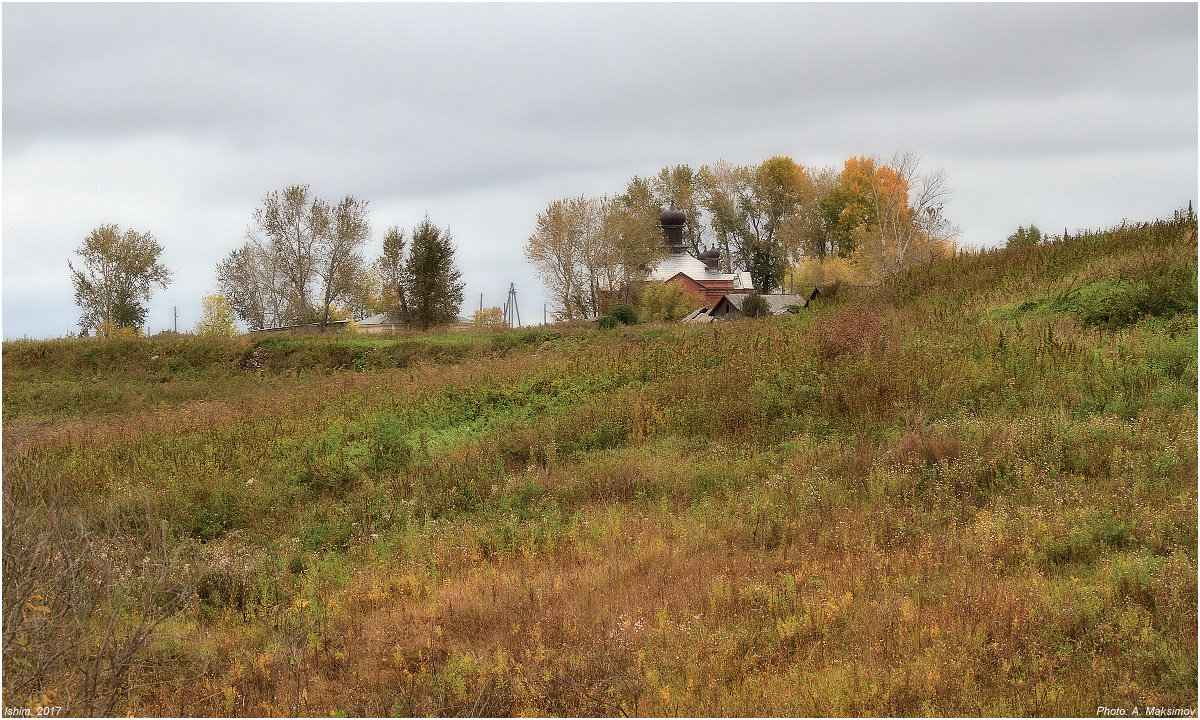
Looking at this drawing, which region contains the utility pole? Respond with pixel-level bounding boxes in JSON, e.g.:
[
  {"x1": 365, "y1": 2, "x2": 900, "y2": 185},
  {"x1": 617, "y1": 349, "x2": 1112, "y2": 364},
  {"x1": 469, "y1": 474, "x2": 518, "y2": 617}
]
[
  {"x1": 173, "y1": 306, "x2": 178, "y2": 333},
  {"x1": 503, "y1": 283, "x2": 521, "y2": 328},
  {"x1": 543, "y1": 304, "x2": 547, "y2": 326}
]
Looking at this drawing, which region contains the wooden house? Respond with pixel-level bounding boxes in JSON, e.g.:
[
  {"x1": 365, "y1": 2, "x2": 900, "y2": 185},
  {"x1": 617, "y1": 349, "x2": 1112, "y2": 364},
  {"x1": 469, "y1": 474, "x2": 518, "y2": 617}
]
[{"x1": 709, "y1": 293, "x2": 807, "y2": 320}]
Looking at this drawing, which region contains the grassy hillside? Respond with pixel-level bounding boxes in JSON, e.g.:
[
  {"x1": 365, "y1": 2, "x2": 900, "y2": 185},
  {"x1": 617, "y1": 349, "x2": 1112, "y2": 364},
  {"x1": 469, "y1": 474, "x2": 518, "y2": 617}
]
[{"x1": 3, "y1": 211, "x2": 1196, "y2": 716}]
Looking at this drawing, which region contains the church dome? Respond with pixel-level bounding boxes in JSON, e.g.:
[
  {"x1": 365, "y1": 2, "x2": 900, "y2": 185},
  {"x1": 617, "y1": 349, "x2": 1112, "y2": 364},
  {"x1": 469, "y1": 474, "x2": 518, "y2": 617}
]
[
  {"x1": 659, "y1": 202, "x2": 686, "y2": 249},
  {"x1": 659, "y1": 202, "x2": 686, "y2": 228}
]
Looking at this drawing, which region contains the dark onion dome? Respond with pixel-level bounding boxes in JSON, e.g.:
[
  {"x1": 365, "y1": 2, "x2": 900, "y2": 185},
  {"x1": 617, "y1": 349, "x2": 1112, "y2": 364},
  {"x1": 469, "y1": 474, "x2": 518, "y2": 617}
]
[
  {"x1": 659, "y1": 202, "x2": 686, "y2": 227},
  {"x1": 696, "y1": 248, "x2": 720, "y2": 262}
]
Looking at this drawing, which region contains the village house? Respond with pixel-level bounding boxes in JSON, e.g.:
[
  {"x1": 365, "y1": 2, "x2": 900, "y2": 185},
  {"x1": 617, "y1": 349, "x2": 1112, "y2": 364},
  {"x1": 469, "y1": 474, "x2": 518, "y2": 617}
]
[
  {"x1": 709, "y1": 292, "x2": 808, "y2": 320},
  {"x1": 357, "y1": 312, "x2": 475, "y2": 334},
  {"x1": 356, "y1": 312, "x2": 409, "y2": 334}
]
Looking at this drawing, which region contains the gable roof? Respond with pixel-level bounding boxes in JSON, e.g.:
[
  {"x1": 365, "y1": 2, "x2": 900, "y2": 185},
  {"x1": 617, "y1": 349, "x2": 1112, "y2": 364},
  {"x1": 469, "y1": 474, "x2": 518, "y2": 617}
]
[{"x1": 715, "y1": 293, "x2": 808, "y2": 315}]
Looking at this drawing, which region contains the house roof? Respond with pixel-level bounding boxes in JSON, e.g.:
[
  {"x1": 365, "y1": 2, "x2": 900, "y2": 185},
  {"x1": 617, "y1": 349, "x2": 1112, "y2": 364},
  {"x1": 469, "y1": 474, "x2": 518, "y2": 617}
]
[
  {"x1": 359, "y1": 313, "x2": 473, "y2": 326},
  {"x1": 359, "y1": 312, "x2": 406, "y2": 325},
  {"x1": 680, "y1": 307, "x2": 714, "y2": 324},
  {"x1": 717, "y1": 293, "x2": 808, "y2": 314},
  {"x1": 648, "y1": 250, "x2": 753, "y2": 290}
]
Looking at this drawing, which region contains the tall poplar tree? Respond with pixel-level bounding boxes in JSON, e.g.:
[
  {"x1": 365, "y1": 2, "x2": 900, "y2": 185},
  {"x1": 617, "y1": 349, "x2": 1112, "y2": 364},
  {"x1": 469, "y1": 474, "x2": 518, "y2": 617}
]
[{"x1": 373, "y1": 226, "x2": 409, "y2": 320}]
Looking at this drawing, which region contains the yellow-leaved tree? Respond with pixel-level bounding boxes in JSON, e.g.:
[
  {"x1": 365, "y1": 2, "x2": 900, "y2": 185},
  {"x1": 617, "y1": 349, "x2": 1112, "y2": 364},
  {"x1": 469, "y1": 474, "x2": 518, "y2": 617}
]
[
  {"x1": 194, "y1": 294, "x2": 238, "y2": 337},
  {"x1": 814, "y1": 153, "x2": 957, "y2": 285},
  {"x1": 472, "y1": 307, "x2": 508, "y2": 330}
]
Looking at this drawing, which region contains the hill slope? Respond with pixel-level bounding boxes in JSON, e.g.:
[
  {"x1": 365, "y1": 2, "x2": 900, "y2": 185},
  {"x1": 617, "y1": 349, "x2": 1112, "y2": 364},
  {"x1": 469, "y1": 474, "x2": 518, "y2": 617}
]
[{"x1": 3, "y1": 210, "x2": 1196, "y2": 716}]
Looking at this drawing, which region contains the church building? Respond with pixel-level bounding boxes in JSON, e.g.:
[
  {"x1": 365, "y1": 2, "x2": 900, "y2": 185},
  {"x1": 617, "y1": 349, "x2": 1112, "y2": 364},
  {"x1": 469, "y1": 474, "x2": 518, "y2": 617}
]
[{"x1": 648, "y1": 203, "x2": 754, "y2": 306}]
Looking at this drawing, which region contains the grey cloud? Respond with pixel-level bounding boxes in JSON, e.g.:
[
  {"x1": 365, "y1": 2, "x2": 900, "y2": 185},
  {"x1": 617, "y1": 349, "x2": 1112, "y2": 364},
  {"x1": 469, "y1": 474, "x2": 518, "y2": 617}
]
[{"x1": 3, "y1": 3, "x2": 1196, "y2": 339}]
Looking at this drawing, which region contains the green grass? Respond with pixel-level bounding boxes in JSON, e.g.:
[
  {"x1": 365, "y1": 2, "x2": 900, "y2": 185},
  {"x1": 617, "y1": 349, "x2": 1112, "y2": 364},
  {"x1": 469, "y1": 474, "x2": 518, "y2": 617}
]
[{"x1": 3, "y1": 210, "x2": 1196, "y2": 716}]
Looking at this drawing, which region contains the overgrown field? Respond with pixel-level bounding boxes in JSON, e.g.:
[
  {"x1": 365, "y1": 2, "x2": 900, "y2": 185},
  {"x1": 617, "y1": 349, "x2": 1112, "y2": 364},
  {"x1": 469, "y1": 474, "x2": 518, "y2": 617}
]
[{"x1": 4, "y1": 212, "x2": 1197, "y2": 716}]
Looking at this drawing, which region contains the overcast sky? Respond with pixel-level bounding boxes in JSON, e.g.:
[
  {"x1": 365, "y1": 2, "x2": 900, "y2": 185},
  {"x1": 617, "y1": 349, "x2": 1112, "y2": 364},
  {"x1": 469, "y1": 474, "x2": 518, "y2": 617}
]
[{"x1": 3, "y1": 2, "x2": 1196, "y2": 339}]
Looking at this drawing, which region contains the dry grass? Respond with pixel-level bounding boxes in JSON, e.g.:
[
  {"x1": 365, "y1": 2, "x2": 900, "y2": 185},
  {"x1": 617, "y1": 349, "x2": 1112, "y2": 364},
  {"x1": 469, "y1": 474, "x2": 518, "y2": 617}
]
[{"x1": 3, "y1": 211, "x2": 1196, "y2": 716}]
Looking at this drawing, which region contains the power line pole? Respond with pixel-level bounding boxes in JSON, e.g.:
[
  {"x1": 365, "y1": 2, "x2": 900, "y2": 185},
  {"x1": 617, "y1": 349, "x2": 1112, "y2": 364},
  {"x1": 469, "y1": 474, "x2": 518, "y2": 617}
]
[
  {"x1": 173, "y1": 306, "x2": 178, "y2": 333},
  {"x1": 503, "y1": 283, "x2": 521, "y2": 328}
]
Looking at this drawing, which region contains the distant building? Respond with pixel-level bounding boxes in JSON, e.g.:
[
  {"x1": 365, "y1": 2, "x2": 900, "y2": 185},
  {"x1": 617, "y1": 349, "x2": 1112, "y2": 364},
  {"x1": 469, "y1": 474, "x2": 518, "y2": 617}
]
[
  {"x1": 358, "y1": 312, "x2": 475, "y2": 334},
  {"x1": 648, "y1": 203, "x2": 753, "y2": 306},
  {"x1": 710, "y1": 293, "x2": 807, "y2": 320},
  {"x1": 249, "y1": 319, "x2": 352, "y2": 334},
  {"x1": 357, "y1": 312, "x2": 408, "y2": 335}
]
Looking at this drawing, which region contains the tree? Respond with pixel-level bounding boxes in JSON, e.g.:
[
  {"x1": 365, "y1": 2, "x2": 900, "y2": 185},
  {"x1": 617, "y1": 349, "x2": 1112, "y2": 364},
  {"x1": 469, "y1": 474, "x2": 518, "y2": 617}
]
[
  {"x1": 194, "y1": 294, "x2": 238, "y2": 337},
  {"x1": 868, "y1": 151, "x2": 955, "y2": 274},
  {"x1": 818, "y1": 153, "x2": 957, "y2": 282},
  {"x1": 69, "y1": 224, "x2": 172, "y2": 336},
  {"x1": 526, "y1": 193, "x2": 663, "y2": 319},
  {"x1": 799, "y1": 165, "x2": 842, "y2": 261},
  {"x1": 471, "y1": 306, "x2": 507, "y2": 330},
  {"x1": 819, "y1": 180, "x2": 872, "y2": 260},
  {"x1": 373, "y1": 226, "x2": 409, "y2": 320},
  {"x1": 697, "y1": 160, "x2": 754, "y2": 274},
  {"x1": 404, "y1": 218, "x2": 464, "y2": 330},
  {"x1": 525, "y1": 196, "x2": 596, "y2": 320},
  {"x1": 315, "y1": 195, "x2": 371, "y2": 328},
  {"x1": 253, "y1": 184, "x2": 324, "y2": 327},
  {"x1": 216, "y1": 241, "x2": 286, "y2": 331},
  {"x1": 219, "y1": 185, "x2": 372, "y2": 330},
  {"x1": 595, "y1": 194, "x2": 663, "y2": 309},
  {"x1": 650, "y1": 165, "x2": 706, "y2": 255},
  {"x1": 696, "y1": 157, "x2": 813, "y2": 292},
  {"x1": 1006, "y1": 225, "x2": 1043, "y2": 248}
]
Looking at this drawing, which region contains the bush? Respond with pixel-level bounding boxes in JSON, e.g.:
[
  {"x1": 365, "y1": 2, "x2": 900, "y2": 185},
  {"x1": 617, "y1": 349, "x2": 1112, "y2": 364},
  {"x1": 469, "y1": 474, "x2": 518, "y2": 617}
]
[
  {"x1": 1080, "y1": 260, "x2": 1198, "y2": 329},
  {"x1": 741, "y1": 291, "x2": 771, "y2": 318},
  {"x1": 639, "y1": 281, "x2": 695, "y2": 322},
  {"x1": 609, "y1": 305, "x2": 639, "y2": 325},
  {"x1": 596, "y1": 315, "x2": 619, "y2": 330}
]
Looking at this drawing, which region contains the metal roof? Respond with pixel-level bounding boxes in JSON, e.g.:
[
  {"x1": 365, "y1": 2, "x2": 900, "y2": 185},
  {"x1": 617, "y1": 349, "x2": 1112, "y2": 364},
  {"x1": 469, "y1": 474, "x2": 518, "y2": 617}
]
[
  {"x1": 718, "y1": 293, "x2": 808, "y2": 314},
  {"x1": 359, "y1": 312, "x2": 405, "y2": 325},
  {"x1": 648, "y1": 251, "x2": 753, "y2": 289}
]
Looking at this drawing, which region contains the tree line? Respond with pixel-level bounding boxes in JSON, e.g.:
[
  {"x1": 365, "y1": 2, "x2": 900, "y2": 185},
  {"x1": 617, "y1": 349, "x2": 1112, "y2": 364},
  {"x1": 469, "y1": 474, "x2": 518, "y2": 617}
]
[
  {"x1": 216, "y1": 184, "x2": 464, "y2": 332},
  {"x1": 68, "y1": 184, "x2": 465, "y2": 337},
  {"x1": 526, "y1": 152, "x2": 959, "y2": 320}
]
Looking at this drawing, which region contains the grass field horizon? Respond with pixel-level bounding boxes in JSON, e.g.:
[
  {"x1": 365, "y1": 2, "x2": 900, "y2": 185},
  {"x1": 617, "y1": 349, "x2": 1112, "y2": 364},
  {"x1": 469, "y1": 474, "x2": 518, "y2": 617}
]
[{"x1": 3, "y1": 209, "x2": 1197, "y2": 716}]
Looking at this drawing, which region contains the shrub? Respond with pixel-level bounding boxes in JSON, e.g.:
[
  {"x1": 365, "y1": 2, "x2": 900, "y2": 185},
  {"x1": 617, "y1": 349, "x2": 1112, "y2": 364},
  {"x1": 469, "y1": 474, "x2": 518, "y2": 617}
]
[
  {"x1": 809, "y1": 303, "x2": 886, "y2": 360},
  {"x1": 639, "y1": 282, "x2": 695, "y2": 322},
  {"x1": 610, "y1": 305, "x2": 639, "y2": 325},
  {"x1": 1080, "y1": 260, "x2": 1198, "y2": 329},
  {"x1": 472, "y1": 307, "x2": 508, "y2": 330},
  {"x1": 786, "y1": 256, "x2": 870, "y2": 290},
  {"x1": 596, "y1": 315, "x2": 619, "y2": 329},
  {"x1": 741, "y1": 291, "x2": 771, "y2": 318},
  {"x1": 367, "y1": 416, "x2": 412, "y2": 475}
]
